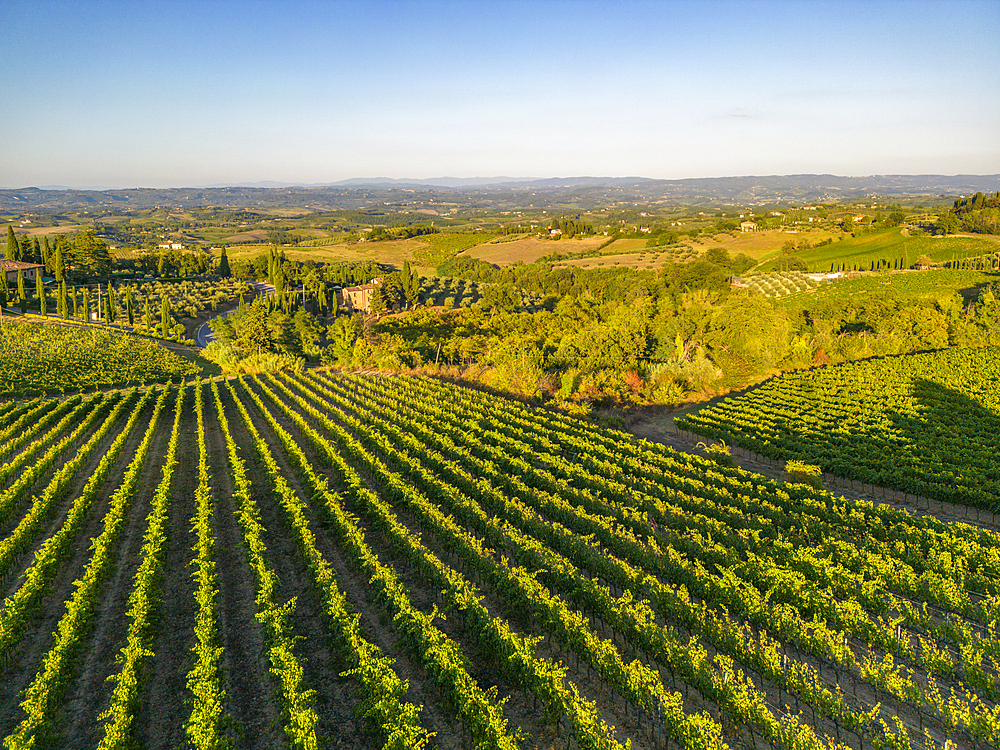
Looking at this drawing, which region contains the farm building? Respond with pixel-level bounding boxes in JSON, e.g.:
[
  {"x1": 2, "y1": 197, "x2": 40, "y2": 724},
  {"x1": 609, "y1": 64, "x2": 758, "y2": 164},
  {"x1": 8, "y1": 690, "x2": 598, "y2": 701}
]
[
  {"x1": 740, "y1": 221, "x2": 758, "y2": 232},
  {"x1": 1, "y1": 260, "x2": 44, "y2": 284},
  {"x1": 336, "y1": 277, "x2": 383, "y2": 314}
]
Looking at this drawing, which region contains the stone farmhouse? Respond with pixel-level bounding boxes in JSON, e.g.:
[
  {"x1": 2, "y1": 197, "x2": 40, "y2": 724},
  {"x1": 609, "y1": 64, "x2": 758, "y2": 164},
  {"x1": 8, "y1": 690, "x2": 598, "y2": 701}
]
[
  {"x1": 1, "y1": 260, "x2": 45, "y2": 284},
  {"x1": 336, "y1": 277, "x2": 383, "y2": 314}
]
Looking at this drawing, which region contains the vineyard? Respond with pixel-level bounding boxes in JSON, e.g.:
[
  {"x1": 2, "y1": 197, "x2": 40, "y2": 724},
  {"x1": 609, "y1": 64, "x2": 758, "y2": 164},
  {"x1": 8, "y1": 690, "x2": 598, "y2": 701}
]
[
  {"x1": 677, "y1": 346, "x2": 1000, "y2": 510},
  {"x1": 0, "y1": 372, "x2": 997, "y2": 750},
  {"x1": 0, "y1": 318, "x2": 199, "y2": 396},
  {"x1": 780, "y1": 270, "x2": 999, "y2": 310}
]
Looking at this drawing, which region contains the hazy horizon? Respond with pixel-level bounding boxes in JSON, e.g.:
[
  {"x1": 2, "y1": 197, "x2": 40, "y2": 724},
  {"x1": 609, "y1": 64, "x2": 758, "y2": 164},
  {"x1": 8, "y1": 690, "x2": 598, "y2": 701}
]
[
  {"x1": 3, "y1": 0, "x2": 998, "y2": 190},
  {"x1": 6, "y1": 172, "x2": 1000, "y2": 194}
]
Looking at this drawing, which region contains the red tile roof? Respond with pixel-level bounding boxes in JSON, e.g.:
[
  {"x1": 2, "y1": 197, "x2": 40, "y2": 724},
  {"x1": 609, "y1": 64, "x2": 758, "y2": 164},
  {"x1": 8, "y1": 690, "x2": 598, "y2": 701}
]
[{"x1": 0, "y1": 260, "x2": 44, "y2": 272}]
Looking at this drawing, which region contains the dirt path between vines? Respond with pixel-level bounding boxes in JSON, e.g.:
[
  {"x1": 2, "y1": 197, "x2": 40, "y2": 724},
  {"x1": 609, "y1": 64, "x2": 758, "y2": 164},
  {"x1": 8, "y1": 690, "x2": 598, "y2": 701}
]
[
  {"x1": 0, "y1": 394, "x2": 159, "y2": 741},
  {"x1": 137, "y1": 392, "x2": 200, "y2": 750},
  {"x1": 202, "y1": 384, "x2": 283, "y2": 750},
  {"x1": 58, "y1": 397, "x2": 174, "y2": 748},
  {"x1": 236, "y1": 375, "x2": 468, "y2": 750}
]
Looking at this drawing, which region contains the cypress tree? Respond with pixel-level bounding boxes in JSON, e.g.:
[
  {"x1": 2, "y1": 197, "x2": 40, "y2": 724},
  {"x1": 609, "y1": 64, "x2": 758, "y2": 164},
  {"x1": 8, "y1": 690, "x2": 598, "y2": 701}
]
[
  {"x1": 58, "y1": 280, "x2": 68, "y2": 319},
  {"x1": 125, "y1": 285, "x2": 135, "y2": 326},
  {"x1": 71, "y1": 285, "x2": 78, "y2": 318},
  {"x1": 144, "y1": 298, "x2": 153, "y2": 329},
  {"x1": 36, "y1": 273, "x2": 46, "y2": 315},
  {"x1": 82, "y1": 287, "x2": 91, "y2": 322},
  {"x1": 17, "y1": 270, "x2": 27, "y2": 313},
  {"x1": 238, "y1": 291, "x2": 246, "y2": 316},
  {"x1": 53, "y1": 243, "x2": 64, "y2": 282},
  {"x1": 218, "y1": 246, "x2": 231, "y2": 278},
  {"x1": 0, "y1": 270, "x2": 8, "y2": 309},
  {"x1": 42, "y1": 236, "x2": 51, "y2": 272},
  {"x1": 7, "y1": 226, "x2": 20, "y2": 262},
  {"x1": 105, "y1": 286, "x2": 116, "y2": 324},
  {"x1": 161, "y1": 297, "x2": 171, "y2": 335}
]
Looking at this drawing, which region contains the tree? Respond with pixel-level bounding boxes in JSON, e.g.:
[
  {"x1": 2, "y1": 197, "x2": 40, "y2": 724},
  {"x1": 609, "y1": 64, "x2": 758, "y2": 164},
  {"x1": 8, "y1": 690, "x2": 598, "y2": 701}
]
[
  {"x1": 161, "y1": 297, "x2": 172, "y2": 335},
  {"x1": 0, "y1": 271, "x2": 8, "y2": 310},
  {"x1": 36, "y1": 273, "x2": 46, "y2": 315},
  {"x1": 316, "y1": 279, "x2": 327, "y2": 314},
  {"x1": 53, "y1": 242, "x2": 65, "y2": 282},
  {"x1": 58, "y1": 281, "x2": 68, "y2": 319},
  {"x1": 292, "y1": 308, "x2": 323, "y2": 353},
  {"x1": 68, "y1": 230, "x2": 112, "y2": 280},
  {"x1": 17, "y1": 270, "x2": 27, "y2": 314},
  {"x1": 369, "y1": 286, "x2": 387, "y2": 317},
  {"x1": 6, "y1": 226, "x2": 20, "y2": 262},
  {"x1": 235, "y1": 297, "x2": 274, "y2": 355},
  {"x1": 218, "y1": 245, "x2": 231, "y2": 278},
  {"x1": 144, "y1": 298, "x2": 153, "y2": 329},
  {"x1": 82, "y1": 286, "x2": 91, "y2": 322},
  {"x1": 105, "y1": 285, "x2": 117, "y2": 324},
  {"x1": 125, "y1": 285, "x2": 135, "y2": 326}
]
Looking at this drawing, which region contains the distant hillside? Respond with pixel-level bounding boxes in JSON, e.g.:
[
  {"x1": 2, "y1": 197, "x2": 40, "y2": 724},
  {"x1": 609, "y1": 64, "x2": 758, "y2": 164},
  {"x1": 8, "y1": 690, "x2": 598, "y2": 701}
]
[{"x1": 2, "y1": 174, "x2": 999, "y2": 212}]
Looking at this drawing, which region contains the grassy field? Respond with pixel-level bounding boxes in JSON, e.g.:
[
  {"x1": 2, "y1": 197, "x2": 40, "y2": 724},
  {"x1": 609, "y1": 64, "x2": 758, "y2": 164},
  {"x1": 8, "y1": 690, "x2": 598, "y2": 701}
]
[
  {"x1": 754, "y1": 228, "x2": 1000, "y2": 272},
  {"x1": 702, "y1": 227, "x2": 841, "y2": 260}
]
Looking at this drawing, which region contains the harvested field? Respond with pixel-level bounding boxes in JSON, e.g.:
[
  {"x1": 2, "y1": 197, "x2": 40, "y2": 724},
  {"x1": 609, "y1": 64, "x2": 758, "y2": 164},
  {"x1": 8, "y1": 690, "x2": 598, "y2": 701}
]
[{"x1": 465, "y1": 235, "x2": 606, "y2": 265}]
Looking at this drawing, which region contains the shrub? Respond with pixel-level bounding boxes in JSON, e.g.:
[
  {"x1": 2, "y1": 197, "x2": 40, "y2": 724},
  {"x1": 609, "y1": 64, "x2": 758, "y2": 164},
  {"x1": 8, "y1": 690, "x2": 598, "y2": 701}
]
[
  {"x1": 697, "y1": 440, "x2": 734, "y2": 468},
  {"x1": 786, "y1": 459, "x2": 823, "y2": 489}
]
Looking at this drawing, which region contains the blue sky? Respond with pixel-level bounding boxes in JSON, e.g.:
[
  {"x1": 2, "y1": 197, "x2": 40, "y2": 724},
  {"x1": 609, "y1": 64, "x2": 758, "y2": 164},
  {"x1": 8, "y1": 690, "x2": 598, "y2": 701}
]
[{"x1": 2, "y1": 0, "x2": 998, "y2": 188}]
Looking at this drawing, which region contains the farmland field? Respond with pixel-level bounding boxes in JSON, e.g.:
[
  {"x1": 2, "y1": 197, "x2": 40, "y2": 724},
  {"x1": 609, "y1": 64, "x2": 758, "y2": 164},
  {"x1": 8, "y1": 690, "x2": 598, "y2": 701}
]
[
  {"x1": 222, "y1": 232, "x2": 495, "y2": 276},
  {"x1": 465, "y1": 236, "x2": 606, "y2": 266},
  {"x1": 0, "y1": 372, "x2": 997, "y2": 750},
  {"x1": 678, "y1": 346, "x2": 1000, "y2": 510}
]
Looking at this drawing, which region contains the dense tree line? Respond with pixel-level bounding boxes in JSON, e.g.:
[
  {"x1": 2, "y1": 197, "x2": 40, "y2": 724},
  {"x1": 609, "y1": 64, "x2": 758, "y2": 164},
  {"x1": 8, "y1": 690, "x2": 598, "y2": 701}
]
[
  {"x1": 367, "y1": 224, "x2": 438, "y2": 242},
  {"x1": 934, "y1": 192, "x2": 1000, "y2": 235},
  {"x1": 335, "y1": 247, "x2": 1000, "y2": 407},
  {"x1": 5, "y1": 227, "x2": 112, "y2": 281},
  {"x1": 549, "y1": 217, "x2": 595, "y2": 238}
]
